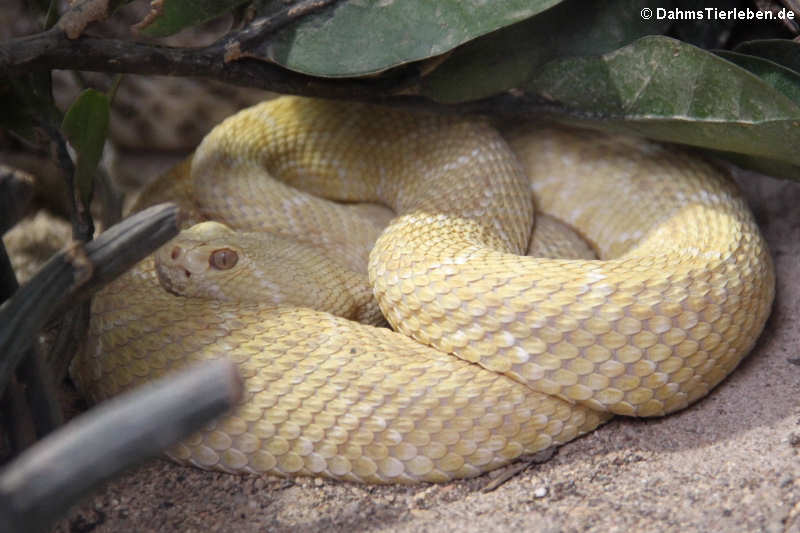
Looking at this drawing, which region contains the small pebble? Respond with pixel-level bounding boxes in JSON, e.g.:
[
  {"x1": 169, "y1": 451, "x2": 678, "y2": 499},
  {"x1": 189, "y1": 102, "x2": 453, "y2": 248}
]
[{"x1": 533, "y1": 486, "x2": 548, "y2": 498}]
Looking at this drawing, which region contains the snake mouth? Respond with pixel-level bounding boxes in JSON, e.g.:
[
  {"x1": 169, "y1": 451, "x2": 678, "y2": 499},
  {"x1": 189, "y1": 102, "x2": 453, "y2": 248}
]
[{"x1": 155, "y1": 265, "x2": 192, "y2": 296}]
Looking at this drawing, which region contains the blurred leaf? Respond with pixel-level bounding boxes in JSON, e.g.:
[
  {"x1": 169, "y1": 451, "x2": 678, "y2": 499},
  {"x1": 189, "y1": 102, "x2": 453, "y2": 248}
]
[
  {"x1": 252, "y1": 0, "x2": 564, "y2": 77},
  {"x1": 0, "y1": 74, "x2": 60, "y2": 142},
  {"x1": 0, "y1": 81, "x2": 37, "y2": 140},
  {"x1": 734, "y1": 39, "x2": 800, "y2": 74},
  {"x1": 421, "y1": 0, "x2": 673, "y2": 103},
  {"x1": 716, "y1": 150, "x2": 800, "y2": 181},
  {"x1": 715, "y1": 50, "x2": 800, "y2": 104},
  {"x1": 138, "y1": 0, "x2": 249, "y2": 37},
  {"x1": 666, "y1": 0, "x2": 742, "y2": 49},
  {"x1": 61, "y1": 89, "x2": 110, "y2": 206},
  {"x1": 527, "y1": 36, "x2": 800, "y2": 180},
  {"x1": 44, "y1": 0, "x2": 60, "y2": 29}
]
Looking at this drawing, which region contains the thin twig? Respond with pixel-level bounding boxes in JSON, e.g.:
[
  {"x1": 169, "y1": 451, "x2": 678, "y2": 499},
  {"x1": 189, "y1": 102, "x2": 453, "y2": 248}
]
[
  {"x1": 0, "y1": 29, "x2": 403, "y2": 98},
  {"x1": 0, "y1": 377, "x2": 36, "y2": 457},
  {"x1": 0, "y1": 243, "x2": 18, "y2": 304},
  {"x1": 0, "y1": 29, "x2": 583, "y2": 122},
  {"x1": 0, "y1": 166, "x2": 35, "y2": 235},
  {"x1": 0, "y1": 242, "x2": 35, "y2": 458},
  {"x1": 46, "y1": 304, "x2": 91, "y2": 384},
  {"x1": 0, "y1": 27, "x2": 590, "y2": 121},
  {"x1": 0, "y1": 234, "x2": 63, "y2": 459},
  {"x1": 0, "y1": 358, "x2": 242, "y2": 533},
  {"x1": 224, "y1": 0, "x2": 339, "y2": 53},
  {"x1": 44, "y1": 123, "x2": 92, "y2": 242},
  {"x1": 43, "y1": 115, "x2": 95, "y2": 383},
  {"x1": 481, "y1": 448, "x2": 556, "y2": 493},
  {"x1": 14, "y1": 347, "x2": 63, "y2": 440}
]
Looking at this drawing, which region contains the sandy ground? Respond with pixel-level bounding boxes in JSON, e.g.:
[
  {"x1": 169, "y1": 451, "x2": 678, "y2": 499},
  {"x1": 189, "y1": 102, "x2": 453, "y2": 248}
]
[
  {"x1": 33, "y1": 168, "x2": 797, "y2": 533},
  {"x1": 4, "y1": 1, "x2": 790, "y2": 529}
]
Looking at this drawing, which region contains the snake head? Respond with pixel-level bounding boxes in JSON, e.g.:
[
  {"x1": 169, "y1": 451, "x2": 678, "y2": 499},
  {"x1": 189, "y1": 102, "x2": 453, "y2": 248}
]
[{"x1": 155, "y1": 221, "x2": 243, "y2": 300}]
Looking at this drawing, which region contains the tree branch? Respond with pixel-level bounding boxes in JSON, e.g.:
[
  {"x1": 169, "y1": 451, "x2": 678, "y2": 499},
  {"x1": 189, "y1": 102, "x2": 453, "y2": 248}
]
[
  {"x1": 0, "y1": 203, "x2": 182, "y2": 398},
  {"x1": 0, "y1": 28, "x2": 405, "y2": 99},
  {"x1": 0, "y1": 173, "x2": 63, "y2": 457},
  {"x1": 0, "y1": 358, "x2": 242, "y2": 533},
  {"x1": 0, "y1": 26, "x2": 582, "y2": 121},
  {"x1": 0, "y1": 0, "x2": 581, "y2": 115},
  {"x1": 223, "y1": 0, "x2": 340, "y2": 52}
]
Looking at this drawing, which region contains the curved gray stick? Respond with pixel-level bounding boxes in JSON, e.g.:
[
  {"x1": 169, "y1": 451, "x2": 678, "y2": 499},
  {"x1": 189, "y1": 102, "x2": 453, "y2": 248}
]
[{"x1": 0, "y1": 358, "x2": 242, "y2": 533}]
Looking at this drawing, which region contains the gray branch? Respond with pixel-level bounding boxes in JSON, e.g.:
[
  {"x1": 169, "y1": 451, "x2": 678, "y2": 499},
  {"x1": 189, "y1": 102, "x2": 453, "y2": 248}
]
[
  {"x1": 0, "y1": 28, "x2": 403, "y2": 99},
  {"x1": 0, "y1": 203, "x2": 182, "y2": 397},
  {"x1": 0, "y1": 358, "x2": 242, "y2": 533},
  {"x1": 1, "y1": 170, "x2": 63, "y2": 453},
  {"x1": 0, "y1": 24, "x2": 571, "y2": 118}
]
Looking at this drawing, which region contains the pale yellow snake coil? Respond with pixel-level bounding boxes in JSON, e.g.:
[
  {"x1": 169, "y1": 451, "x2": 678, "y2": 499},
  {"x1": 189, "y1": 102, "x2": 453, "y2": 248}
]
[{"x1": 72, "y1": 97, "x2": 775, "y2": 483}]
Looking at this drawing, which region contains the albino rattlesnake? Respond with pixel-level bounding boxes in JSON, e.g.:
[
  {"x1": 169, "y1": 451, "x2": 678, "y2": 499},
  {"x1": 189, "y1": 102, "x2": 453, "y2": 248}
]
[{"x1": 71, "y1": 96, "x2": 775, "y2": 483}]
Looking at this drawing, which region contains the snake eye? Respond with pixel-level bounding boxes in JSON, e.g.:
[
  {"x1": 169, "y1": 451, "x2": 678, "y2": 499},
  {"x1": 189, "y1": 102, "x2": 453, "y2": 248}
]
[{"x1": 209, "y1": 248, "x2": 238, "y2": 270}]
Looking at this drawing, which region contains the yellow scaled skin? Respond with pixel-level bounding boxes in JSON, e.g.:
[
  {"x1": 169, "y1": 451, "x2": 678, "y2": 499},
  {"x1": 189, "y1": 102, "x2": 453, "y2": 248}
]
[{"x1": 71, "y1": 97, "x2": 775, "y2": 484}]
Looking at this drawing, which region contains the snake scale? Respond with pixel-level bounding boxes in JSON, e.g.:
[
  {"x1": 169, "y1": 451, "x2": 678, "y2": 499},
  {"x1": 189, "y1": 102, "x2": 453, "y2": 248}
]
[{"x1": 71, "y1": 96, "x2": 775, "y2": 483}]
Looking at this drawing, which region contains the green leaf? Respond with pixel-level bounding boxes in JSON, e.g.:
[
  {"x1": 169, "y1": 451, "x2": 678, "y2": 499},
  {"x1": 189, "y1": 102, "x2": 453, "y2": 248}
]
[
  {"x1": 733, "y1": 39, "x2": 800, "y2": 75},
  {"x1": 138, "y1": 0, "x2": 249, "y2": 37},
  {"x1": 666, "y1": 0, "x2": 742, "y2": 49},
  {"x1": 420, "y1": 0, "x2": 673, "y2": 103},
  {"x1": 250, "y1": 0, "x2": 564, "y2": 77},
  {"x1": 715, "y1": 50, "x2": 800, "y2": 105},
  {"x1": 525, "y1": 36, "x2": 800, "y2": 180},
  {"x1": 61, "y1": 89, "x2": 110, "y2": 207}
]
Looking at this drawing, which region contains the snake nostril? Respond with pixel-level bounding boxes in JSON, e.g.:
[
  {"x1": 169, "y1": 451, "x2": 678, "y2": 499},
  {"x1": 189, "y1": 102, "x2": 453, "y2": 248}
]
[
  {"x1": 171, "y1": 246, "x2": 181, "y2": 260},
  {"x1": 183, "y1": 269, "x2": 191, "y2": 279}
]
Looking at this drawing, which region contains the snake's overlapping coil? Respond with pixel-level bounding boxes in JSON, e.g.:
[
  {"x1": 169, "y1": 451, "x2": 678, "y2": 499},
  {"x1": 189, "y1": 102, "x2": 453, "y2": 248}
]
[{"x1": 72, "y1": 97, "x2": 774, "y2": 483}]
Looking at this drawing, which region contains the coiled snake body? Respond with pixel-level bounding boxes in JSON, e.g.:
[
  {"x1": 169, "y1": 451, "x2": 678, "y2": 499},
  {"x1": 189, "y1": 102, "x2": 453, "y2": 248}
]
[{"x1": 72, "y1": 97, "x2": 775, "y2": 483}]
